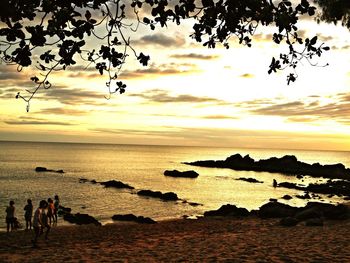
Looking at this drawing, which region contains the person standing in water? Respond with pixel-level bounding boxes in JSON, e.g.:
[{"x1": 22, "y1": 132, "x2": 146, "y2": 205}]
[
  {"x1": 5, "y1": 200, "x2": 15, "y2": 233},
  {"x1": 24, "y1": 199, "x2": 33, "y2": 230},
  {"x1": 53, "y1": 195, "x2": 60, "y2": 224},
  {"x1": 32, "y1": 200, "x2": 45, "y2": 248}
]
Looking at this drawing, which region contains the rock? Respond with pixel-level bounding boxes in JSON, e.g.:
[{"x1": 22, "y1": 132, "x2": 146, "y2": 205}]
[
  {"x1": 204, "y1": 204, "x2": 250, "y2": 217},
  {"x1": 79, "y1": 178, "x2": 89, "y2": 183},
  {"x1": 112, "y1": 214, "x2": 156, "y2": 224},
  {"x1": 295, "y1": 208, "x2": 322, "y2": 221},
  {"x1": 35, "y1": 167, "x2": 49, "y2": 172},
  {"x1": 295, "y1": 192, "x2": 311, "y2": 199},
  {"x1": 137, "y1": 190, "x2": 179, "y2": 201},
  {"x1": 280, "y1": 217, "x2": 299, "y2": 227},
  {"x1": 58, "y1": 205, "x2": 71, "y2": 215},
  {"x1": 100, "y1": 180, "x2": 134, "y2": 190},
  {"x1": 282, "y1": 195, "x2": 293, "y2": 200},
  {"x1": 304, "y1": 202, "x2": 349, "y2": 220},
  {"x1": 236, "y1": 177, "x2": 263, "y2": 183},
  {"x1": 35, "y1": 167, "x2": 64, "y2": 173},
  {"x1": 164, "y1": 170, "x2": 199, "y2": 178},
  {"x1": 63, "y1": 213, "x2": 101, "y2": 226},
  {"x1": 184, "y1": 154, "x2": 350, "y2": 179},
  {"x1": 269, "y1": 198, "x2": 278, "y2": 202},
  {"x1": 305, "y1": 218, "x2": 323, "y2": 226},
  {"x1": 258, "y1": 202, "x2": 299, "y2": 218}
]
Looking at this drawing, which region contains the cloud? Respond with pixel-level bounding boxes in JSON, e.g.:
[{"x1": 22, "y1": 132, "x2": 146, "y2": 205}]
[
  {"x1": 170, "y1": 53, "x2": 219, "y2": 60},
  {"x1": 37, "y1": 107, "x2": 89, "y2": 116},
  {"x1": 128, "y1": 89, "x2": 228, "y2": 104},
  {"x1": 201, "y1": 115, "x2": 239, "y2": 120},
  {"x1": 239, "y1": 73, "x2": 255, "y2": 78},
  {"x1": 134, "y1": 33, "x2": 186, "y2": 47},
  {"x1": 40, "y1": 85, "x2": 106, "y2": 106},
  {"x1": 4, "y1": 116, "x2": 75, "y2": 126},
  {"x1": 119, "y1": 63, "x2": 199, "y2": 79},
  {"x1": 248, "y1": 93, "x2": 350, "y2": 124}
]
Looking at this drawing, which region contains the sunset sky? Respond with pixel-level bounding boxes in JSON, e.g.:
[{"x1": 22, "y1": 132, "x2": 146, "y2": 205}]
[{"x1": 0, "y1": 5, "x2": 350, "y2": 151}]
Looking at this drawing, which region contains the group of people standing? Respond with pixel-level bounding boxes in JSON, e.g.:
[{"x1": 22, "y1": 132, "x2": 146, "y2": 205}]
[{"x1": 5, "y1": 195, "x2": 60, "y2": 247}]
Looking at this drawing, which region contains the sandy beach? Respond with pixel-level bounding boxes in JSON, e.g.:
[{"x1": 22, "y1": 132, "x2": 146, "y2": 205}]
[{"x1": 1, "y1": 216, "x2": 350, "y2": 262}]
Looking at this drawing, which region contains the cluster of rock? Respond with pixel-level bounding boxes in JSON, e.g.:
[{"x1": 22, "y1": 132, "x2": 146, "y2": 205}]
[
  {"x1": 35, "y1": 167, "x2": 64, "y2": 173},
  {"x1": 112, "y1": 214, "x2": 156, "y2": 224},
  {"x1": 277, "y1": 180, "x2": 350, "y2": 198},
  {"x1": 164, "y1": 170, "x2": 199, "y2": 178},
  {"x1": 184, "y1": 154, "x2": 350, "y2": 179},
  {"x1": 204, "y1": 201, "x2": 349, "y2": 227},
  {"x1": 100, "y1": 180, "x2": 135, "y2": 190},
  {"x1": 58, "y1": 205, "x2": 101, "y2": 226},
  {"x1": 236, "y1": 177, "x2": 263, "y2": 184},
  {"x1": 79, "y1": 178, "x2": 182, "y2": 202},
  {"x1": 137, "y1": 189, "x2": 179, "y2": 201}
]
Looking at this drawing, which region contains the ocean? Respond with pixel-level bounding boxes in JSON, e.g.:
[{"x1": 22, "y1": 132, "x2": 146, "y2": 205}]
[{"x1": 1, "y1": 141, "x2": 350, "y2": 231}]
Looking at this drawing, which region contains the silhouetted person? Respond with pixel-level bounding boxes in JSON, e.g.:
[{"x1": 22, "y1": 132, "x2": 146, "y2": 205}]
[
  {"x1": 53, "y1": 195, "x2": 60, "y2": 224},
  {"x1": 24, "y1": 199, "x2": 33, "y2": 230},
  {"x1": 41, "y1": 200, "x2": 51, "y2": 240},
  {"x1": 273, "y1": 179, "x2": 278, "y2": 188},
  {"x1": 5, "y1": 200, "x2": 15, "y2": 232},
  {"x1": 32, "y1": 200, "x2": 45, "y2": 248},
  {"x1": 47, "y1": 198, "x2": 54, "y2": 225}
]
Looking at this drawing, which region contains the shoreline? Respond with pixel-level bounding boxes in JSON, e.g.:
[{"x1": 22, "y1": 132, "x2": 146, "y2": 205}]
[{"x1": 1, "y1": 216, "x2": 350, "y2": 262}]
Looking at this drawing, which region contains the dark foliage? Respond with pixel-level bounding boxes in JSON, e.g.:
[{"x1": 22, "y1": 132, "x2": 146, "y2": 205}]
[{"x1": 0, "y1": 0, "x2": 343, "y2": 110}]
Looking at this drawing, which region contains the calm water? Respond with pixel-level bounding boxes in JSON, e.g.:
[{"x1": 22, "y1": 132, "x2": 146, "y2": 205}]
[{"x1": 1, "y1": 141, "x2": 350, "y2": 230}]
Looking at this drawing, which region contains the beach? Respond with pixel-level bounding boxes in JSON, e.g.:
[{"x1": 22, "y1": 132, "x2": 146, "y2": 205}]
[{"x1": 1, "y1": 217, "x2": 350, "y2": 262}]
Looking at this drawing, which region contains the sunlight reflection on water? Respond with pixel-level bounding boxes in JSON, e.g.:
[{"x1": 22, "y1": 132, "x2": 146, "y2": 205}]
[{"x1": 1, "y1": 141, "x2": 349, "y2": 230}]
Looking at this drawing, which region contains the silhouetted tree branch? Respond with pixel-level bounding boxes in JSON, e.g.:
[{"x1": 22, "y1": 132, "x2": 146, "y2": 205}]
[{"x1": 0, "y1": 0, "x2": 345, "y2": 111}]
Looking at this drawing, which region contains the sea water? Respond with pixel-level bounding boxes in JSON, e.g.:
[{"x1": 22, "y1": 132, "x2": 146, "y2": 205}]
[{"x1": 1, "y1": 141, "x2": 350, "y2": 230}]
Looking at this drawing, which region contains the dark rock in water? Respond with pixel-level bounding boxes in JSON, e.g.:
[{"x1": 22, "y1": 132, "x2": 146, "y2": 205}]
[
  {"x1": 164, "y1": 170, "x2": 199, "y2": 178},
  {"x1": 79, "y1": 178, "x2": 89, "y2": 183},
  {"x1": 184, "y1": 154, "x2": 350, "y2": 179},
  {"x1": 296, "y1": 192, "x2": 311, "y2": 200},
  {"x1": 269, "y1": 198, "x2": 278, "y2": 202},
  {"x1": 204, "y1": 204, "x2": 250, "y2": 217},
  {"x1": 35, "y1": 167, "x2": 64, "y2": 173},
  {"x1": 258, "y1": 202, "x2": 300, "y2": 218},
  {"x1": 100, "y1": 180, "x2": 134, "y2": 190},
  {"x1": 63, "y1": 213, "x2": 101, "y2": 226},
  {"x1": 58, "y1": 205, "x2": 71, "y2": 215},
  {"x1": 112, "y1": 214, "x2": 156, "y2": 224},
  {"x1": 35, "y1": 167, "x2": 49, "y2": 172},
  {"x1": 280, "y1": 217, "x2": 299, "y2": 227},
  {"x1": 305, "y1": 217, "x2": 323, "y2": 226},
  {"x1": 282, "y1": 195, "x2": 293, "y2": 200},
  {"x1": 236, "y1": 177, "x2": 263, "y2": 184},
  {"x1": 137, "y1": 189, "x2": 179, "y2": 201},
  {"x1": 278, "y1": 180, "x2": 350, "y2": 199},
  {"x1": 296, "y1": 174, "x2": 303, "y2": 179},
  {"x1": 91, "y1": 179, "x2": 97, "y2": 184}
]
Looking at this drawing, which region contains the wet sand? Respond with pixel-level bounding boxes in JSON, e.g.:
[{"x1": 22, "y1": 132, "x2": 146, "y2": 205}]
[{"x1": 1, "y1": 217, "x2": 350, "y2": 262}]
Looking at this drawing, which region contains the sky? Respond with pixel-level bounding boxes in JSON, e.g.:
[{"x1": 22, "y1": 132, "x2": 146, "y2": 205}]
[{"x1": 0, "y1": 3, "x2": 350, "y2": 151}]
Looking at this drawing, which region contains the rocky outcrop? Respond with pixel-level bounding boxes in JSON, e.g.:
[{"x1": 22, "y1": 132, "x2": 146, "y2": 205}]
[
  {"x1": 63, "y1": 213, "x2": 101, "y2": 226},
  {"x1": 204, "y1": 204, "x2": 250, "y2": 217},
  {"x1": 236, "y1": 177, "x2": 263, "y2": 183},
  {"x1": 164, "y1": 170, "x2": 199, "y2": 178},
  {"x1": 112, "y1": 214, "x2": 156, "y2": 224},
  {"x1": 258, "y1": 202, "x2": 299, "y2": 218},
  {"x1": 278, "y1": 180, "x2": 350, "y2": 198},
  {"x1": 35, "y1": 167, "x2": 64, "y2": 173},
  {"x1": 184, "y1": 154, "x2": 350, "y2": 179},
  {"x1": 100, "y1": 180, "x2": 134, "y2": 190},
  {"x1": 137, "y1": 190, "x2": 179, "y2": 201}
]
